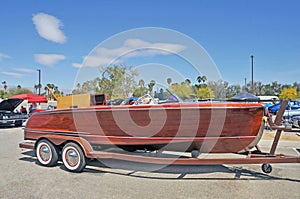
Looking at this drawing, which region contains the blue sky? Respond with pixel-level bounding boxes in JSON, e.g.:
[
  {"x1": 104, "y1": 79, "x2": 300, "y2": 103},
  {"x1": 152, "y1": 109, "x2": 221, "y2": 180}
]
[{"x1": 0, "y1": 0, "x2": 299, "y2": 93}]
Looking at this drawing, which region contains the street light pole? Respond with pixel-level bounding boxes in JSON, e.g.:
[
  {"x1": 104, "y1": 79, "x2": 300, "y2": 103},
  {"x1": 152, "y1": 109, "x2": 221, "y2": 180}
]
[
  {"x1": 37, "y1": 69, "x2": 41, "y2": 95},
  {"x1": 251, "y1": 55, "x2": 254, "y2": 93}
]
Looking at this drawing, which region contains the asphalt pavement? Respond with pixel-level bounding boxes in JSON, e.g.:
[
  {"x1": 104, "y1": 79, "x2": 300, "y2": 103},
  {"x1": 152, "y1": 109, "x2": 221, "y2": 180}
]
[{"x1": 0, "y1": 127, "x2": 299, "y2": 199}]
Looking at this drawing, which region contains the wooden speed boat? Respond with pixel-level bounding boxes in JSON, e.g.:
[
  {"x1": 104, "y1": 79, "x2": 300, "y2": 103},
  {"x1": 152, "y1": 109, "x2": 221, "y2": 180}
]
[
  {"x1": 23, "y1": 102, "x2": 264, "y2": 153},
  {"x1": 20, "y1": 98, "x2": 300, "y2": 173}
]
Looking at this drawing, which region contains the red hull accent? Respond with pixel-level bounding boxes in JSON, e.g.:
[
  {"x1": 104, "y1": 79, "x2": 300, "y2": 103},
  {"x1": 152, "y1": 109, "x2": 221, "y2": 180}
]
[{"x1": 24, "y1": 103, "x2": 264, "y2": 153}]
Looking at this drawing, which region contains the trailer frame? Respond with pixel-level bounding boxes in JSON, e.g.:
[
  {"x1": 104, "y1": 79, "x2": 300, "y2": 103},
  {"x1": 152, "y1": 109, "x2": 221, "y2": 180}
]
[{"x1": 19, "y1": 100, "x2": 300, "y2": 173}]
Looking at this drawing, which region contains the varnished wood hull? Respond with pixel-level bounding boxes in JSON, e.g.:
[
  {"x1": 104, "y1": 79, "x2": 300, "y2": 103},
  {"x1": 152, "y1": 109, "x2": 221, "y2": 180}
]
[{"x1": 24, "y1": 103, "x2": 264, "y2": 153}]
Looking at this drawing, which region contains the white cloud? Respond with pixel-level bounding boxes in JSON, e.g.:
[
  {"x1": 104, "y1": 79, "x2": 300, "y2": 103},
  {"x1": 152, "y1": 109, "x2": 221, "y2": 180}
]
[
  {"x1": 34, "y1": 54, "x2": 66, "y2": 66},
  {"x1": 32, "y1": 13, "x2": 67, "y2": 44},
  {"x1": 14, "y1": 68, "x2": 35, "y2": 73},
  {"x1": 1, "y1": 72, "x2": 23, "y2": 78},
  {"x1": 72, "y1": 63, "x2": 83, "y2": 68},
  {"x1": 0, "y1": 53, "x2": 10, "y2": 61},
  {"x1": 72, "y1": 38, "x2": 186, "y2": 68}
]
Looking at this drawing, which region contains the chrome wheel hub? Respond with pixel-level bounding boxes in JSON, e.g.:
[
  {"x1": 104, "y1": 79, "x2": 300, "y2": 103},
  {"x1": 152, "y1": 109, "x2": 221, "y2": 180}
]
[
  {"x1": 66, "y1": 149, "x2": 79, "y2": 167},
  {"x1": 40, "y1": 145, "x2": 51, "y2": 161}
]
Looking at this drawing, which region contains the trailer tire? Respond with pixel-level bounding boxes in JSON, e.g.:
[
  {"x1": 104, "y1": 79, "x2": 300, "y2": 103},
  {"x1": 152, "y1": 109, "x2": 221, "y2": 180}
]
[
  {"x1": 36, "y1": 139, "x2": 59, "y2": 167},
  {"x1": 62, "y1": 142, "x2": 86, "y2": 172},
  {"x1": 262, "y1": 163, "x2": 272, "y2": 174},
  {"x1": 191, "y1": 150, "x2": 199, "y2": 158}
]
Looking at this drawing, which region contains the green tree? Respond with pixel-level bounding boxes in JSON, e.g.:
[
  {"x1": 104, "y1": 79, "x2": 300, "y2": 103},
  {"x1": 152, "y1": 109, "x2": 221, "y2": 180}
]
[
  {"x1": 279, "y1": 87, "x2": 298, "y2": 100},
  {"x1": 207, "y1": 80, "x2": 227, "y2": 99},
  {"x1": 3, "y1": 87, "x2": 33, "y2": 98},
  {"x1": 263, "y1": 84, "x2": 275, "y2": 95},
  {"x1": 271, "y1": 81, "x2": 282, "y2": 95},
  {"x1": 42, "y1": 83, "x2": 62, "y2": 99},
  {"x1": 292, "y1": 82, "x2": 300, "y2": 92},
  {"x1": 197, "y1": 87, "x2": 215, "y2": 99},
  {"x1": 133, "y1": 79, "x2": 147, "y2": 97},
  {"x1": 0, "y1": 90, "x2": 4, "y2": 99},
  {"x1": 97, "y1": 65, "x2": 138, "y2": 99},
  {"x1": 253, "y1": 81, "x2": 264, "y2": 95},
  {"x1": 169, "y1": 82, "x2": 193, "y2": 100},
  {"x1": 226, "y1": 84, "x2": 241, "y2": 98}
]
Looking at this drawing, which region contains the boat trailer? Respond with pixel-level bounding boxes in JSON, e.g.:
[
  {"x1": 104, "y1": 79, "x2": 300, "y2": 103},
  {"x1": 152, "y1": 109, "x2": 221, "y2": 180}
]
[
  {"x1": 19, "y1": 100, "x2": 300, "y2": 174},
  {"x1": 88, "y1": 100, "x2": 299, "y2": 173}
]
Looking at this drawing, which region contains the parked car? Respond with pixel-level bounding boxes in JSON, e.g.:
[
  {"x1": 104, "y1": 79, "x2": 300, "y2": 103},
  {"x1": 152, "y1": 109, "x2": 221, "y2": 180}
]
[
  {"x1": 283, "y1": 109, "x2": 300, "y2": 128},
  {"x1": 291, "y1": 115, "x2": 300, "y2": 128},
  {"x1": 0, "y1": 98, "x2": 29, "y2": 127},
  {"x1": 268, "y1": 100, "x2": 300, "y2": 114}
]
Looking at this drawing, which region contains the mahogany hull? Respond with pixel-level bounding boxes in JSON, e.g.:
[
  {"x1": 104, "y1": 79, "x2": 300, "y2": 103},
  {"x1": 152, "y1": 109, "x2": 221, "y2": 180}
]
[{"x1": 24, "y1": 103, "x2": 264, "y2": 153}]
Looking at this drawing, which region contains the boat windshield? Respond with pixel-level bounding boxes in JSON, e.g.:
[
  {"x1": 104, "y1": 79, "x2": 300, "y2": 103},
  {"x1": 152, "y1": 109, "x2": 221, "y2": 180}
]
[
  {"x1": 155, "y1": 88, "x2": 182, "y2": 104},
  {"x1": 116, "y1": 88, "x2": 182, "y2": 105}
]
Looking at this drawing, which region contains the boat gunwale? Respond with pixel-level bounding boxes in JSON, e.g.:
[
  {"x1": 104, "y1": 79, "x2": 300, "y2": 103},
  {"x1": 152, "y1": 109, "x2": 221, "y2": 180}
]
[
  {"x1": 34, "y1": 103, "x2": 264, "y2": 115},
  {"x1": 23, "y1": 128, "x2": 258, "y2": 140}
]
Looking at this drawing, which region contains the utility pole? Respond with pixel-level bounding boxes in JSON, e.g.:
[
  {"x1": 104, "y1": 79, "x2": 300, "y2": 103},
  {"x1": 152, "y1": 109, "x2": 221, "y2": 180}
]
[
  {"x1": 251, "y1": 55, "x2": 254, "y2": 93},
  {"x1": 37, "y1": 69, "x2": 41, "y2": 95}
]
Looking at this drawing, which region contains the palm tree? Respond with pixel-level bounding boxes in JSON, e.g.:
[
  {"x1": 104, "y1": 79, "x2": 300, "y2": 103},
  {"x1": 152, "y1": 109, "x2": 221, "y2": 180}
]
[
  {"x1": 197, "y1": 76, "x2": 202, "y2": 84},
  {"x1": 54, "y1": 86, "x2": 59, "y2": 95},
  {"x1": 76, "y1": 83, "x2": 81, "y2": 91},
  {"x1": 196, "y1": 75, "x2": 207, "y2": 88},
  {"x1": 185, "y1": 79, "x2": 191, "y2": 86},
  {"x1": 148, "y1": 80, "x2": 156, "y2": 96},
  {"x1": 37, "y1": 83, "x2": 42, "y2": 95},
  {"x1": 293, "y1": 82, "x2": 300, "y2": 92},
  {"x1": 167, "y1": 78, "x2": 172, "y2": 86},
  {"x1": 201, "y1": 75, "x2": 207, "y2": 83},
  {"x1": 44, "y1": 86, "x2": 48, "y2": 96},
  {"x1": 255, "y1": 81, "x2": 264, "y2": 95},
  {"x1": 2, "y1": 81, "x2": 7, "y2": 93},
  {"x1": 271, "y1": 81, "x2": 281, "y2": 96},
  {"x1": 138, "y1": 79, "x2": 145, "y2": 88},
  {"x1": 34, "y1": 84, "x2": 39, "y2": 94}
]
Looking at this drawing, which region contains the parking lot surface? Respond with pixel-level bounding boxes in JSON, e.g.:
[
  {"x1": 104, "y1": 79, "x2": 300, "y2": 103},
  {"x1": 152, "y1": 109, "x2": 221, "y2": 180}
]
[{"x1": 0, "y1": 127, "x2": 299, "y2": 199}]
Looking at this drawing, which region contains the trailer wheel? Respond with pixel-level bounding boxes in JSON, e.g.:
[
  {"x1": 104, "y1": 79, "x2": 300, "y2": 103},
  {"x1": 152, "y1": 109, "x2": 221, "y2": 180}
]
[
  {"x1": 191, "y1": 150, "x2": 199, "y2": 158},
  {"x1": 36, "y1": 139, "x2": 59, "y2": 167},
  {"x1": 261, "y1": 163, "x2": 272, "y2": 173},
  {"x1": 62, "y1": 143, "x2": 86, "y2": 172}
]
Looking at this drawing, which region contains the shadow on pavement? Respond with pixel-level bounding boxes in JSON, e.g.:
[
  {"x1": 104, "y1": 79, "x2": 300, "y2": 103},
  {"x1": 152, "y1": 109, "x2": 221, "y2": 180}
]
[
  {"x1": 84, "y1": 159, "x2": 300, "y2": 182},
  {"x1": 19, "y1": 150, "x2": 300, "y2": 182}
]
